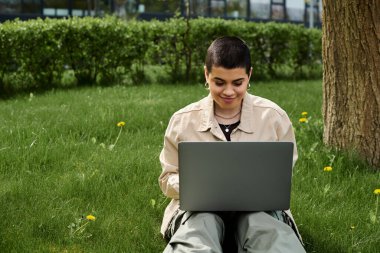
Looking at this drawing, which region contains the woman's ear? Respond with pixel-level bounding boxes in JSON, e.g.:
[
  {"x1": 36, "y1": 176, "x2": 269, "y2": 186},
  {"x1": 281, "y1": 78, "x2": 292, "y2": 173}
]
[
  {"x1": 204, "y1": 66, "x2": 209, "y2": 82},
  {"x1": 248, "y1": 67, "x2": 253, "y2": 80}
]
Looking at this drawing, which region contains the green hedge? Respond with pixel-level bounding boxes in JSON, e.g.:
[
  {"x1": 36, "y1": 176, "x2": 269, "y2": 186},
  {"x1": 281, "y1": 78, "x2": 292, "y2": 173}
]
[{"x1": 0, "y1": 16, "x2": 321, "y2": 95}]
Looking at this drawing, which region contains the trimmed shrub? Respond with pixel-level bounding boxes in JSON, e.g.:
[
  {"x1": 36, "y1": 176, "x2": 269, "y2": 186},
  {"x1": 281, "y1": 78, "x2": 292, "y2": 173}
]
[{"x1": 0, "y1": 16, "x2": 322, "y2": 96}]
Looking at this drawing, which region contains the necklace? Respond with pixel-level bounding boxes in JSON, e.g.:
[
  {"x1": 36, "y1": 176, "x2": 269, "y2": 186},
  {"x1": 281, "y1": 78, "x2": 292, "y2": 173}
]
[
  {"x1": 221, "y1": 124, "x2": 232, "y2": 133},
  {"x1": 219, "y1": 121, "x2": 240, "y2": 133},
  {"x1": 214, "y1": 110, "x2": 241, "y2": 120}
]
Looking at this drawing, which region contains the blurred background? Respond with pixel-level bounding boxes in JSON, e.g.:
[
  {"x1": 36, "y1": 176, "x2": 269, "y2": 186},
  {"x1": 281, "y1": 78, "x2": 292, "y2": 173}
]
[{"x1": 0, "y1": 0, "x2": 322, "y2": 27}]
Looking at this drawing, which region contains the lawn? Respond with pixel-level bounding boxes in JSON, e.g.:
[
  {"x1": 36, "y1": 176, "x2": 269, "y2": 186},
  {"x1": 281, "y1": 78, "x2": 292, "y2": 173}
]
[{"x1": 0, "y1": 80, "x2": 379, "y2": 252}]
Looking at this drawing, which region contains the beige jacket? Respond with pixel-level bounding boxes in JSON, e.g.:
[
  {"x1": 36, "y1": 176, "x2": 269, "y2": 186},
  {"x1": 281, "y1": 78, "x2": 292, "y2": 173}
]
[{"x1": 159, "y1": 92, "x2": 301, "y2": 238}]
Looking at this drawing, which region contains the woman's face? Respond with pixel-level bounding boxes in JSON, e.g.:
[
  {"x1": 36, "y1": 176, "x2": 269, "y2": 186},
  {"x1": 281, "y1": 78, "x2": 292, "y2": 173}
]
[{"x1": 205, "y1": 66, "x2": 251, "y2": 111}]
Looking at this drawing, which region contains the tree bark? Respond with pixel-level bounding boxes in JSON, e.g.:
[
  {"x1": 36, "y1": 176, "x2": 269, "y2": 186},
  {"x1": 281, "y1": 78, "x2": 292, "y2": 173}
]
[{"x1": 322, "y1": 0, "x2": 380, "y2": 169}]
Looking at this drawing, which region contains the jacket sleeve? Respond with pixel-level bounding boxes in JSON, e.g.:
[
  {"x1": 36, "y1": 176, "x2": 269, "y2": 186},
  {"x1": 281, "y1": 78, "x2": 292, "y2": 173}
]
[
  {"x1": 158, "y1": 114, "x2": 180, "y2": 200},
  {"x1": 275, "y1": 112, "x2": 298, "y2": 168}
]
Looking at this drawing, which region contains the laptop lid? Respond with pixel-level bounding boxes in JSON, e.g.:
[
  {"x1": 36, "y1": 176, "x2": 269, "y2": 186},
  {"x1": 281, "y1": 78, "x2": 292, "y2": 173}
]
[{"x1": 178, "y1": 141, "x2": 294, "y2": 211}]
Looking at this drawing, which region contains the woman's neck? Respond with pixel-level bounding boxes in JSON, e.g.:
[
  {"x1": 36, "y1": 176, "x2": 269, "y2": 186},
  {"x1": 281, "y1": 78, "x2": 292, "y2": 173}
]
[{"x1": 214, "y1": 104, "x2": 242, "y2": 124}]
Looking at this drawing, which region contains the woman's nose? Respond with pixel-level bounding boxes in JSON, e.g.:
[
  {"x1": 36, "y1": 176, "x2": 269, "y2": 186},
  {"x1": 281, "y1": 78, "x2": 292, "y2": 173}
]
[{"x1": 223, "y1": 85, "x2": 235, "y2": 96}]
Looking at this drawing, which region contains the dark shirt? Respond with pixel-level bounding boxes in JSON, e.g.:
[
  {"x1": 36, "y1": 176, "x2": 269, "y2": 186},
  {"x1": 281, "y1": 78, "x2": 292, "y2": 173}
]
[{"x1": 219, "y1": 121, "x2": 240, "y2": 141}]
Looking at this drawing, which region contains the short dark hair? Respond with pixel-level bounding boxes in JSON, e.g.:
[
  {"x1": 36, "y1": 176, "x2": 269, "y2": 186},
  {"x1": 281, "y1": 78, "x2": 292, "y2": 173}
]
[{"x1": 205, "y1": 36, "x2": 251, "y2": 75}]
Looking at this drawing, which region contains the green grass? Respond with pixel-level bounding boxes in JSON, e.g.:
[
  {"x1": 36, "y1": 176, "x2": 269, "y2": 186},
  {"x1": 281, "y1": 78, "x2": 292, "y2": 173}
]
[{"x1": 0, "y1": 80, "x2": 379, "y2": 252}]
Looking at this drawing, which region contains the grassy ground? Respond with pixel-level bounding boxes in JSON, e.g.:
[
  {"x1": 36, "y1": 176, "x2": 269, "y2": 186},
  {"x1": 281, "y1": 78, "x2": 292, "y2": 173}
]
[{"x1": 0, "y1": 80, "x2": 379, "y2": 252}]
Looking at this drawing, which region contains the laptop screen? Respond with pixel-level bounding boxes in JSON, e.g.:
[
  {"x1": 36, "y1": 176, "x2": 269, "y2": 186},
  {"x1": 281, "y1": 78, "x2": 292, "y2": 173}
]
[{"x1": 179, "y1": 141, "x2": 294, "y2": 211}]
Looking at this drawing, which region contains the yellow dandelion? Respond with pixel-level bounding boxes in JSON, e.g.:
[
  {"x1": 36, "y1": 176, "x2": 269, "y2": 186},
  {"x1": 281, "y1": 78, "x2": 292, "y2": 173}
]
[
  {"x1": 350, "y1": 225, "x2": 355, "y2": 230},
  {"x1": 86, "y1": 215, "x2": 96, "y2": 221},
  {"x1": 323, "y1": 166, "x2": 333, "y2": 172},
  {"x1": 299, "y1": 118, "x2": 308, "y2": 123},
  {"x1": 117, "y1": 121, "x2": 126, "y2": 127},
  {"x1": 374, "y1": 189, "x2": 380, "y2": 195},
  {"x1": 301, "y1": 112, "x2": 308, "y2": 117}
]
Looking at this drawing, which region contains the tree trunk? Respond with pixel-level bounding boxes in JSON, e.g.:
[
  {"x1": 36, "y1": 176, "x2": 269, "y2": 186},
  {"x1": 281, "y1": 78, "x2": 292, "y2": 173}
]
[{"x1": 322, "y1": 0, "x2": 380, "y2": 169}]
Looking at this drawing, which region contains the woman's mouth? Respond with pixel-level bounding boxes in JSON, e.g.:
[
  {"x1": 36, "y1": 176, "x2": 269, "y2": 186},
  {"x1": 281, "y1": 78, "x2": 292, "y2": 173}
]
[{"x1": 222, "y1": 97, "x2": 235, "y2": 104}]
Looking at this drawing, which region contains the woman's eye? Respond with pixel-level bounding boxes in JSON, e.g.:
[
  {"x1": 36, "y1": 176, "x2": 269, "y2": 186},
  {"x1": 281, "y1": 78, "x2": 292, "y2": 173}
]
[
  {"x1": 234, "y1": 82, "x2": 243, "y2": 86},
  {"x1": 215, "y1": 82, "x2": 224, "y2": 86}
]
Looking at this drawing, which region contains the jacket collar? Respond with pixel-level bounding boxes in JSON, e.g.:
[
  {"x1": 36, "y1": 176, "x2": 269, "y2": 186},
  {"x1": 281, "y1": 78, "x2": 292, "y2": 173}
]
[
  {"x1": 197, "y1": 93, "x2": 255, "y2": 134},
  {"x1": 197, "y1": 94, "x2": 216, "y2": 132}
]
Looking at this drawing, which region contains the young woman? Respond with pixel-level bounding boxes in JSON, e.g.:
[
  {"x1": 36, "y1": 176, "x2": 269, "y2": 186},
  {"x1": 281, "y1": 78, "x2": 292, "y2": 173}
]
[{"x1": 159, "y1": 36, "x2": 305, "y2": 253}]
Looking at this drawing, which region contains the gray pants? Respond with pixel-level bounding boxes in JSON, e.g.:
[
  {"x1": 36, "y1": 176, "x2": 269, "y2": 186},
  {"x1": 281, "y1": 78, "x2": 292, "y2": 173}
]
[{"x1": 163, "y1": 211, "x2": 305, "y2": 253}]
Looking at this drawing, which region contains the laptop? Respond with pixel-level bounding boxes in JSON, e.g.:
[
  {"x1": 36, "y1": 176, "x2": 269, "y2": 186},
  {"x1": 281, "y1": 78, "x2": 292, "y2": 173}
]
[{"x1": 178, "y1": 141, "x2": 294, "y2": 211}]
